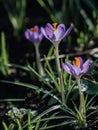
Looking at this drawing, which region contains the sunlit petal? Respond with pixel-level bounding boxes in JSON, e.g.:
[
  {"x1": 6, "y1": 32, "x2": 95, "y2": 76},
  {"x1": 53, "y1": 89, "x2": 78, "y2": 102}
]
[
  {"x1": 63, "y1": 24, "x2": 73, "y2": 38},
  {"x1": 54, "y1": 24, "x2": 65, "y2": 41},
  {"x1": 62, "y1": 62, "x2": 73, "y2": 75},
  {"x1": 71, "y1": 65, "x2": 81, "y2": 76},
  {"x1": 81, "y1": 60, "x2": 90, "y2": 74}
]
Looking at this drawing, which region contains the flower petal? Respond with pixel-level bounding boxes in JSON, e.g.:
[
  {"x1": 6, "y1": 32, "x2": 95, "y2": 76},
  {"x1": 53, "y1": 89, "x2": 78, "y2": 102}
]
[
  {"x1": 81, "y1": 60, "x2": 90, "y2": 74},
  {"x1": 71, "y1": 65, "x2": 81, "y2": 76},
  {"x1": 25, "y1": 29, "x2": 33, "y2": 42},
  {"x1": 78, "y1": 57, "x2": 83, "y2": 66},
  {"x1": 46, "y1": 23, "x2": 53, "y2": 29},
  {"x1": 34, "y1": 25, "x2": 39, "y2": 30},
  {"x1": 41, "y1": 27, "x2": 50, "y2": 40},
  {"x1": 39, "y1": 33, "x2": 44, "y2": 42},
  {"x1": 63, "y1": 24, "x2": 73, "y2": 38},
  {"x1": 62, "y1": 62, "x2": 73, "y2": 75},
  {"x1": 45, "y1": 23, "x2": 54, "y2": 38},
  {"x1": 54, "y1": 24, "x2": 65, "y2": 41}
]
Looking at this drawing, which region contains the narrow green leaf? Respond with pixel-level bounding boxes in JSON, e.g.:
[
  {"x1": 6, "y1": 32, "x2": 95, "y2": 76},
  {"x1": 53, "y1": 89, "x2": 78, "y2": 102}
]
[
  {"x1": 23, "y1": 105, "x2": 61, "y2": 128},
  {"x1": 2, "y1": 121, "x2": 8, "y2": 130},
  {"x1": 1, "y1": 32, "x2": 9, "y2": 76},
  {"x1": 0, "y1": 80, "x2": 61, "y2": 104},
  {"x1": 34, "y1": 119, "x2": 41, "y2": 130},
  {"x1": 28, "y1": 111, "x2": 32, "y2": 130},
  {"x1": 39, "y1": 120, "x2": 75, "y2": 130}
]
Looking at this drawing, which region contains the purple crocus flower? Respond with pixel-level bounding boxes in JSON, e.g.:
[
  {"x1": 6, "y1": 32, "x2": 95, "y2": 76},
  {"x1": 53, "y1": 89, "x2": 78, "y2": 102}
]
[
  {"x1": 25, "y1": 25, "x2": 43, "y2": 43},
  {"x1": 24, "y1": 26, "x2": 44, "y2": 75},
  {"x1": 41, "y1": 23, "x2": 73, "y2": 45},
  {"x1": 62, "y1": 57, "x2": 90, "y2": 78}
]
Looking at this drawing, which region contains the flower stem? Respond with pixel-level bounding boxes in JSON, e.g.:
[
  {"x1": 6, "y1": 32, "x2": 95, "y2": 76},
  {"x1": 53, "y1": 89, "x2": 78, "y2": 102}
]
[
  {"x1": 55, "y1": 44, "x2": 65, "y2": 104},
  {"x1": 76, "y1": 77, "x2": 87, "y2": 127},
  {"x1": 34, "y1": 43, "x2": 44, "y2": 76}
]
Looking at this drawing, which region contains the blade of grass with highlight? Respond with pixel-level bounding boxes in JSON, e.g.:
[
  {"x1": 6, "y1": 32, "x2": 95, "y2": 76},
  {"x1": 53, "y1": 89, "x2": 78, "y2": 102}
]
[
  {"x1": 0, "y1": 98, "x2": 25, "y2": 102},
  {"x1": 0, "y1": 32, "x2": 10, "y2": 76},
  {"x1": 39, "y1": 120, "x2": 75, "y2": 130},
  {"x1": 27, "y1": 64, "x2": 54, "y2": 89},
  {"x1": 28, "y1": 111, "x2": 32, "y2": 130},
  {"x1": 45, "y1": 68, "x2": 60, "y2": 93},
  {"x1": 40, "y1": 115, "x2": 75, "y2": 122},
  {"x1": 44, "y1": 55, "x2": 61, "y2": 92},
  {"x1": 34, "y1": 119, "x2": 41, "y2": 130},
  {"x1": 23, "y1": 105, "x2": 61, "y2": 129},
  {"x1": 2, "y1": 121, "x2": 8, "y2": 130},
  {"x1": 65, "y1": 76, "x2": 76, "y2": 104},
  {"x1": 40, "y1": 111, "x2": 60, "y2": 128},
  {"x1": 0, "y1": 80, "x2": 61, "y2": 104},
  {"x1": 16, "y1": 118, "x2": 22, "y2": 130},
  {"x1": 44, "y1": 45, "x2": 54, "y2": 68}
]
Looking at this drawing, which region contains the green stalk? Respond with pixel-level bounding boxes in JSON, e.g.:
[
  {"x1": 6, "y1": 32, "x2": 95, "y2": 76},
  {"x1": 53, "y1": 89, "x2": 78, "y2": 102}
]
[
  {"x1": 1, "y1": 32, "x2": 10, "y2": 76},
  {"x1": 76, "y1": 77, "x2": 87, "y2": 127},
  {"x1": 34, "y1": 43, "x2": 44, "y2": 76},
  {"x1": 28, "y1": 111, "x2": 32, "y2": 130},
  {"x1": 16, "y1": 118, "x2": 22, "y2": 130},
  {"x1": 54, "y1": 44, "x2": 65, "y2": 104},
  {"x1": 34, "y1": 119, "x2": 40, "y2": 130},
  {"x1": 2, "y1": 121, "x2": 8, "y2": 130}
]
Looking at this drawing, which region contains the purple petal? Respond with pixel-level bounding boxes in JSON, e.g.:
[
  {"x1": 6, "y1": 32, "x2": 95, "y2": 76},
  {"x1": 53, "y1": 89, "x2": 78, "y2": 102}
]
[
  {"x1": 63, "y1": 24, "x2": 73, "y2": 38},
  {"x1": 33, "y1": 32, "x2": 39, "y2": 39},
  {"x1": 34, "y1": 25, "x2": 39, "y2": 31},
  {"x1": 41, "y1": 27, "x2": 50, "y2": 40},
  {"x1": 54, "y1": 24, "x2": 65, "y2": 41},
  {"x1": 25, "y1": 29, "x2": 30, "y2": 39},
  {"x1": 45, "y1": 26, "x2": 53, "y2": 39},
  {"x1": 71, "y1": 65, "x2": 81, "y2": 76},
  {"x1": 46, "y1": 23, "x2": 53, "y2": 30},
  {"x1": 81, "y1": 60, "x2": 90, "y2": 74},
  {"x1": 25, "y1": 29, "x2": 33, "y2": 42},
  {"x1": 59, "y1": 24, "x2": 66, "y2": 31},
  {"x1": 39, "y1": 33, "x2": 44, "y2": 42},
  {"x1": 78, "y1": 57, "x2": 83, "y2": 66},
  {"x1": 41, "y1": 27, "x2": 56, "y2": 42},
  {"x1": 62, "y1": 62, "x2": 73, "y2": 75}
]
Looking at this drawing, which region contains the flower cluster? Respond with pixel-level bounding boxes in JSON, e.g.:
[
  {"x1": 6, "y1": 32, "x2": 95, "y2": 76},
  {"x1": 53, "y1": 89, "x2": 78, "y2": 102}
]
[
  {"x1": 25, "y1": 23, "x2": 73, "y2": 45},
  {"x1": 24, "y1": 22, "x2": 73, "y2": 103},
  {"x1": 24, "y1": 23, "x2": 92, "y2": 129}
]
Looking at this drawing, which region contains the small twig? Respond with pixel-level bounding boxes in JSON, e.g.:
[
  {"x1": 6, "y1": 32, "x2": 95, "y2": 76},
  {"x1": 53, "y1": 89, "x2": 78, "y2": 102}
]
[{"x1": 40, "y1": 49, "x2": 94, "y2": 62}]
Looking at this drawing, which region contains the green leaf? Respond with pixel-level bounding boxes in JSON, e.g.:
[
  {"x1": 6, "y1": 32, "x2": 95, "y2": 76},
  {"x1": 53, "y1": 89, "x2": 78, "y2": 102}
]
[
  {"x1": 0, "y1": 32, "x2": 10, "y2": 76},
  {"x1": 0, "y1": 80, "x2": 61, "y2": 104},
  {"x1": 8, "y1": 123, "x2": 15, "y2": 130},
  {"x1": 2, "y1": 121, "x2": 8, "y2": 130},
  {"x1": 39, "y1": 120, "x2": 75, "y2": 130},
  {"x1": 23, "y1": 105, "x2": 61, "y2": 129},
  {"x1": 84, "y1": 79, "x2": 98, "y2": 95}
]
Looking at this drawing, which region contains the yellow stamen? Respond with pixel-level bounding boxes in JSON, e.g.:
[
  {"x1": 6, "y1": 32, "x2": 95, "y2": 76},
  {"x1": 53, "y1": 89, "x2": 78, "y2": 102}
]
[
  {"x1": 73, "y1": 57, "x2": 81, "y2": 67},
  {"x1": 53, "y1": 23, "x2": 58, "y2": 32},
  {"x1": 30, "y1": 27, "x2": 38, "y2": 32}
]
